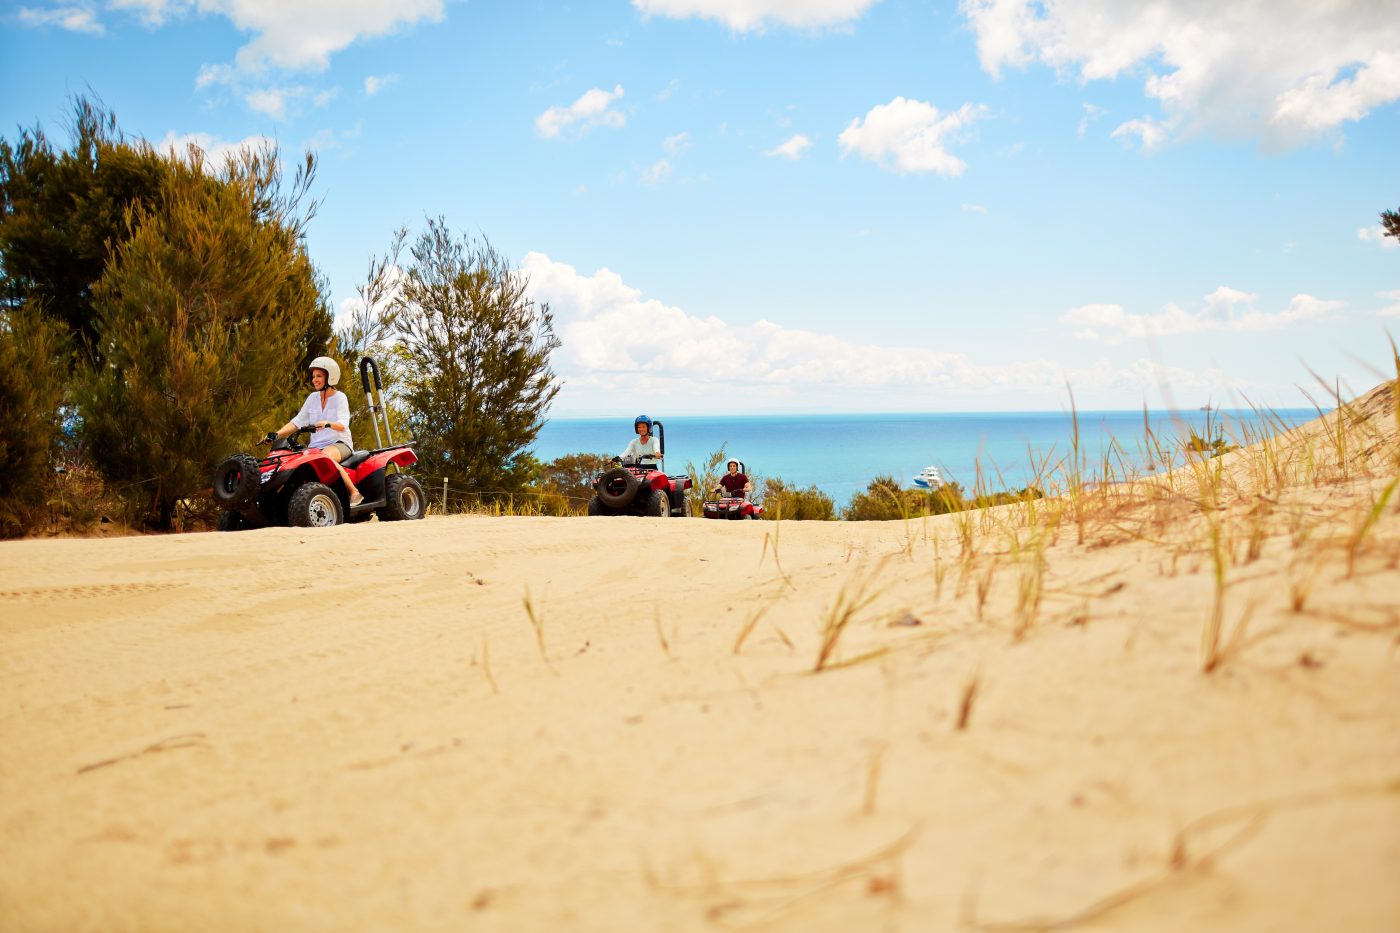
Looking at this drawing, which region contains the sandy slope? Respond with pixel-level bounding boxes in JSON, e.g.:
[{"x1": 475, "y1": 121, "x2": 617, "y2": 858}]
[{"x1": 1, "y1": 388, "x2": 1398, "y2": 932}]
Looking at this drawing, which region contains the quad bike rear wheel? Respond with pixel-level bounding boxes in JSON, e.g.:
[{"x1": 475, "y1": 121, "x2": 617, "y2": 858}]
[
  {"x1": 212, "y1": 454, "x2": 261, "y2": 510},
  {"x1": 382, "y1": 474, "x2": 426, "y2": 521},
  {"x1": 288, "y1": 482, "x2": 344, "y2": 528},
  {"x1": 587, "y1": 497, "x2": 608, "y2": 516}
]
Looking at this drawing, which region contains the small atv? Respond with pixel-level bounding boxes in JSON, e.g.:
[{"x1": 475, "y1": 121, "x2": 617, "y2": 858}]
[
  {"x1": 702, "y1": 460, "x2": 763, "y2": 520},
  {"x1": 210, "y1": 357, "x2": 426, "y2": 530},
  {"x1": 587, "y1": 420, "x2": 692, "y2": 517}
]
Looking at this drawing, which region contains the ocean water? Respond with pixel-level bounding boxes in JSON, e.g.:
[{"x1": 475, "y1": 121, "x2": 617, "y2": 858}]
[{"x1": 531, "y1": 409, "x2": 1321, "y2": 507}]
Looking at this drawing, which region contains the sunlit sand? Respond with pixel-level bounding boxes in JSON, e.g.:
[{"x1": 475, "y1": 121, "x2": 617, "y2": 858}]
[{"x1": 1, "y1": 382, "x2": 1396, "y2": 931}]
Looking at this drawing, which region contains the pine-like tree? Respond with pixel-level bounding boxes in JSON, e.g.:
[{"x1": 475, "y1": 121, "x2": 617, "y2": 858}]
[
  {"x1": 79, "y1": 145, "x2": 331, "y2": 528},
  {"x1": 0, "y1": 304, "x2": 71, "y2": 536},
  {"x1": 394, "y1": 218, "x2": 560, "y2": 495},
  {"x1": 0, "y1": 97, "x2": 168, "y2": 363},
  {"x1": 1382, "y1": 206, "x2": 1399, "y2": 243}
]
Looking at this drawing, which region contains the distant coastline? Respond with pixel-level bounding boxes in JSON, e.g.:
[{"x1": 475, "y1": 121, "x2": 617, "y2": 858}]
[{"x1": 533, "y1": 408, "x2": 1322, "y2": 506}]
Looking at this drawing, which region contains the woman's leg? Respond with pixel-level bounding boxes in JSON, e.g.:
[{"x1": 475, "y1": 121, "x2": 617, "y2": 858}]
[{"x1": 324, "y1": 445, "x2": 363, "y2": 503}]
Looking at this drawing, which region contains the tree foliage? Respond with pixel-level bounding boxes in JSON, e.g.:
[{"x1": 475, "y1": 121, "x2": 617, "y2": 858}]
[
  {"x1": 0, "y1": 304, "x2": 72, "y2": 536},
  {"x1": 79, "y1": 145, "x2": 331, "y2": 528},
  {"x1": 394, "y1": 218, "x2": 560, "y2": 494},
  {"x1": 538, "y1": 451, "x2": 611, "y2": 505},
  {"x1": 1382, "y1": 206, "x2": 1400, "y2": 243},
  {"x1": 0, "y1": 97, "x2": 168, "y2": 362},
  {"x1": 333, "y1": 228, "x2": 409, "y2": 444},
  {"x1": 759, "y1": 476, "x2": 836, "y2": 521}
]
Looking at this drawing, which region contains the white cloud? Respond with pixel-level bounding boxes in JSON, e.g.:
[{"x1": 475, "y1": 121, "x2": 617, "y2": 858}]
[
  {"x1": 246, "y1": 87, "x2": 293, "y2": 120},
  {"x1": 1110, "y1": 116, "x2": 1167, "y2": 152},
  {"x1": 642, "y1": 159, "x2": 672, "y2": 186},
  {"x1": 959, "y1": 0, "x2": 1400, "y2": 149},
  {"x1": 535, "y1": 85, "x2": 627, "y2": 139},
  {"x1": 1358, "y1": 225, "x2": 1399, "y2": 250},
  {"x1": 1376, "y1": 290, "x2": 1400, "y2": 318},
  {"x1": 764, "y1": 133, "x2": 812, "y2": 160},
  {"x1": 196, "y1": 63, "x2": 235, "y2": 89},
  {"x1": 17, "y1": 4, "x2": 104, "y2": 32},
  {"x1": 632, "y1": 0, "x2": 880, "y2": 32},
  {"x1": 364, "y1": 74, "x2": 399, "y2": 96},
  {"x1": 839, "y1": 98, "x2": 986, "y2": 176},
  {"x1": 1061, "y1": 286, "x2": 1345, "y2": 342},
  {"x1": 108, "y1": 0, "x2": 181, "y2": 25},
  {"x1": 335, "y1": 263, "x2": 406, "y2": 331},
  {"x1": 34, "y1": 1, "x2": 444, "y2": 75},
  {"x1": 960, "y1": 203, "x2": 988, "y2": 214},
  {"x1": 157, "y1": 131, "x2": 276, "y2": 171},
  {"x1": 219, "y1": 0, "x2": 443, "y2": 73},
  {"x1": 520, "y1": 252, "x2": 1229, "y2": 408},
  {"x1": 1077, "y1": 102, "x2": 1106, "y2": 138},
  {"x1": 662, "y1": 131, "x2": 692, "y2": 154}
]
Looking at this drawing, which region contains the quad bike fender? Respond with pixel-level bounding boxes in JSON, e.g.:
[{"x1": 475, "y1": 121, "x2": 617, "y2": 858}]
[{"x1": 348, "y1": 448, "x2": 416, "y2": 481}]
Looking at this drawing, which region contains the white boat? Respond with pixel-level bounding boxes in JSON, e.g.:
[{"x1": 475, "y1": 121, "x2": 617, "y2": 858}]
[{"x1": 912, "y1": 465, "x2": 943, "y2": 490}]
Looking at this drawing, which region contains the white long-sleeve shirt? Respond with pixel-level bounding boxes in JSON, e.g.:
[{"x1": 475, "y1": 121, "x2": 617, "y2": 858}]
[
  {"x1": 295, "y1": 390, "x2": 353, "y2": 450},
  {"x1": 621, "y1": 435, "x2": 661, "y2": 463}
]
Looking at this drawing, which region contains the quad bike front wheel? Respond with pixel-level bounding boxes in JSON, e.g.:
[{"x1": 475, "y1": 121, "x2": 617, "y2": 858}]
[
  {"x1": 645, "y1": 489, "x2": 670, "y2": 517},
  {"x1": 595, "y1": 467, "x2": 640, "y2": 508},
  {"x1": 288, "y1": 482, "x2": 344, "y2": 528},
  {"x1": 211, "y1": 454, "x2": 261, "y2": 511},
  {"x1": 587, "y1": 497, "x2": 608, "y2": 516},
  {"x1": 215, "y1": 510, "x2": 247, "y2": 532},
  {"x1": 382, "y1": 474, "x2": 426, "y2": 521}
]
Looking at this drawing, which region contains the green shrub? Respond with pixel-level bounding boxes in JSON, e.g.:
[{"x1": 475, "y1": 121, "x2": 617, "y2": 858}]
[
  {"x1": 0, "y1": 305, "x2": 71, "y2": 536},
  {"x1": 759, "y1": 476, "x2": 836, "y2": 521}
]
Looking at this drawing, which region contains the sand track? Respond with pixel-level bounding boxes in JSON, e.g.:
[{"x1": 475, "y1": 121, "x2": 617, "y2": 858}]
[{"x1": 3, "y1": 401, "x2": 1399, "y2": 931}]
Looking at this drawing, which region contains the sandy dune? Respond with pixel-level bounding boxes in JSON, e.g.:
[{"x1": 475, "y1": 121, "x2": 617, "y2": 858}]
[{"x1": 2, "y1": 388, "x2": 1398, "y2": 931}]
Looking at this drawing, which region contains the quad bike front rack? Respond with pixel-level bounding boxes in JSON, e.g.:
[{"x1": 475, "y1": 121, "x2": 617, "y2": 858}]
[{"x1": 359, "y1": 357, "x2": 396, "y2": 449}]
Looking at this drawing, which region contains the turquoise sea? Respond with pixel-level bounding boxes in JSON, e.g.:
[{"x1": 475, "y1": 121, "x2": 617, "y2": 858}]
[{"x1": 531, "y1": 409, "x2": 1322, "y2": 506}]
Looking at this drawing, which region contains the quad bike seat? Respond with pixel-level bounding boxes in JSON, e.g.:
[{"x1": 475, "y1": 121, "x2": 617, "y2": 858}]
[{"x1": 340, "y1": 450, "x2": 372, "y2": 470}]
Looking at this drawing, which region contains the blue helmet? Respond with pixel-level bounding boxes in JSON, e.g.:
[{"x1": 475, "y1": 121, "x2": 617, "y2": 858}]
[{"x1": 634, "y1": 415, "x2": 652, "y2": 432}]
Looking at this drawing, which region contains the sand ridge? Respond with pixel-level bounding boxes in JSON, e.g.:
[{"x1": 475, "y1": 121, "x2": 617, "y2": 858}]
[{"x1": 1, "y1": 388, "x2": 1398, "y2": 931}]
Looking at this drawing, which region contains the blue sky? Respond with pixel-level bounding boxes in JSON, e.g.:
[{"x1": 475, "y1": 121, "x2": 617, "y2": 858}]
[{"x1": 4, "y1": 0, "x2": 1398, "y2": 414}]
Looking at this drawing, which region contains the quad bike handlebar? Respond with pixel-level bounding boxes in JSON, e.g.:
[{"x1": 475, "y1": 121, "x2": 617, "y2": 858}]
[{"x1": 258, "y1": 424, "x2": 316, "y2": 451}]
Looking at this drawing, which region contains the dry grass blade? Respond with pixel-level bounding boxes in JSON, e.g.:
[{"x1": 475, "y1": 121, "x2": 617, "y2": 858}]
[
  {"x1": 522, "y1": 587, "x2": 556, "y2": 674},
  {"x1": 648, "y1": 826, "x2": 918, "y2": 926},
  {"x1": 654, "y1": 607, "x2": 673, "y2": 659},
  {"x1": 814, "y1": 557, "x2": 892, "y2": 672},
  {"x1": 862, "y1": 744, "x2": 887, "y2": 816},
  {"x1": 955, "y1": 670, "x2": 980, "y2": 731},
  {"x1": 480, "y1": 634, "x2": 500, "y2": 694},
  {"x1": 733, "y1": 602, "x2": 772, "y2": 654},
  {"x1": 77, "y1": 732, "x2": 209, "y2": 775},
  {"x1": 1347, "y1": 476, "x2": 1398, "y2": 578},
  {"x1": 964, "y1": 778, "x2": 1400, "y2": 932},
  {"x1": 759, "y1": 527, "x2": 796, "y2": 591},
  {"x1": 1201, "y1": 518, "x2": 1229, "y2": 673}
]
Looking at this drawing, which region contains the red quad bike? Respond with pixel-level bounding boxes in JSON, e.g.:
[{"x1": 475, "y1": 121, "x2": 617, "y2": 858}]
[
  {"x1": 587, "y1": 420, "x2": 692, "y2": 517},
  {"x1": 702, "y1": 460, "x2": 764, "y2": 520},
  {"x1": 210, "y1": 357, "x2": 427, "y2": 530}
]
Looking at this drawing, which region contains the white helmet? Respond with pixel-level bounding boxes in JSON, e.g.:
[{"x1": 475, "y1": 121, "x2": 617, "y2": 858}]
[{"x1": 308, "y1": 356, "x2": 340, "y2": 386}]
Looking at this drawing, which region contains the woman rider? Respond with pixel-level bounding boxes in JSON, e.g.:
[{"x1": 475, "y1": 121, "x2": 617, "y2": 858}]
[
  {"x1": 620, "y1": 414, "x2": 662, "y2": 465},
  {"x1": 264, "y1": 356, "x2": 364, "y2": 507}
]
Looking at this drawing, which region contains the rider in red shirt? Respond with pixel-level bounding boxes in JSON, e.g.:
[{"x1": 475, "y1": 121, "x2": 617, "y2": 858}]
[{"x1": 715, "y1": 459, "x2": 751, "y2": 498}]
